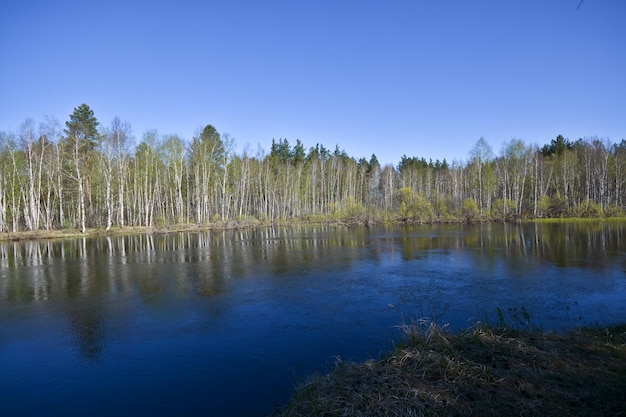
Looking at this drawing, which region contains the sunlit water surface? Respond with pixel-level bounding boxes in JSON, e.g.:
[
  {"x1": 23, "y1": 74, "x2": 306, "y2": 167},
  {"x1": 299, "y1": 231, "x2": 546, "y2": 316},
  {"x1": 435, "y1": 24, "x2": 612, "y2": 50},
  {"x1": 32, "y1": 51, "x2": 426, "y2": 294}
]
[{"x1": 1, "y1": 223, "x2": 625, "y2": 416}]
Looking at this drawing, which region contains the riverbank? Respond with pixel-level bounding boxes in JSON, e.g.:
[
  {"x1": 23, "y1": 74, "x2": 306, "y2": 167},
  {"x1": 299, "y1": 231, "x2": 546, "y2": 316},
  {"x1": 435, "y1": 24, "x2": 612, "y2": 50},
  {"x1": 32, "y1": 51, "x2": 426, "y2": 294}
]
[
  {"x1": 0, "y1": 220, "x2": 270, "y2": 242},
  {"x1": 271, "y1": 322, "x2": 626, "y2": 417},
  {"x1": 3, "y1": 216, "x2": 626, "y2": 242}
]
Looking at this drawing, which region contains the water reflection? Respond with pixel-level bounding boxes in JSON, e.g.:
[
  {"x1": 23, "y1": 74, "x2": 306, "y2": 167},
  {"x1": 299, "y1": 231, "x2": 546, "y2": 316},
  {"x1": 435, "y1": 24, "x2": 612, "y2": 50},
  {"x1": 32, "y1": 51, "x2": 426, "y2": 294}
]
[
  {"x1": 1, "y1": 223, "x2": 624, "y2": 416},
  {"x1": 393, "y1": 222, "x2": 625, "y2": 271},
  {"x1": 1, "y1": 223, "x2": 625, "y2": 306},
  {"x1": 1, "y1": 223, "x2": 624, "y2": 357}
]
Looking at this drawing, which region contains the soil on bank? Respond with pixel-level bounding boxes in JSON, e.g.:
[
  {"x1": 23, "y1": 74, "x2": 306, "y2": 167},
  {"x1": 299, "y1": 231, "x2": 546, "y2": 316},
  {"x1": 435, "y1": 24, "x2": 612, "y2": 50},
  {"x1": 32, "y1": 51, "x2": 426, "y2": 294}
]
[
  {"x1": 3, "y1": 217, "x2": 626, "y2": 243},
  {"x1": 271, "y1": 323, "x2": 626, "y2": 417},
  {"x1": 0, "y1": 221, "x2": 268, "y2": 242}
]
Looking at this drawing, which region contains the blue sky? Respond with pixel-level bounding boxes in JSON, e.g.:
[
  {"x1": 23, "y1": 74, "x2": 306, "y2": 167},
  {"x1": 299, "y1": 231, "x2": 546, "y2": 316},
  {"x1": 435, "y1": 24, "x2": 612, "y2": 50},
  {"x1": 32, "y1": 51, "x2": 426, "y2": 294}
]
[{"x1": 1, "y1": 0, "x2": 624, "y2": 165}]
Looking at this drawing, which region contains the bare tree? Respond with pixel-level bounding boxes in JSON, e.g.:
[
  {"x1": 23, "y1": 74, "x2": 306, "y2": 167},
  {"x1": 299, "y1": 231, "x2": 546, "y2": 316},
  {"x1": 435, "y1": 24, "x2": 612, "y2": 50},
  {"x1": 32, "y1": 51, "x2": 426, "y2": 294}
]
[
  {"x1": 39, "y1": 116, "x2": 62, "y2": 230},
  {"x1": 19, "y1": 119, "x2": 44, "y2": 230},
  {"x1": 101, "y1": 117, "x2": 132, "y2": 230}
]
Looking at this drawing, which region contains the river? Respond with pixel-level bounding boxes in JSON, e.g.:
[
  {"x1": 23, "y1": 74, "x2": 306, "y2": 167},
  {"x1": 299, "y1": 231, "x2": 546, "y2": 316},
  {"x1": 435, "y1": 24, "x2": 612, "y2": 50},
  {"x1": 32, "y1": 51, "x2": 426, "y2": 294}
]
[{"x1": 1, "y1": 222, "x2": 625, "y2": 416}]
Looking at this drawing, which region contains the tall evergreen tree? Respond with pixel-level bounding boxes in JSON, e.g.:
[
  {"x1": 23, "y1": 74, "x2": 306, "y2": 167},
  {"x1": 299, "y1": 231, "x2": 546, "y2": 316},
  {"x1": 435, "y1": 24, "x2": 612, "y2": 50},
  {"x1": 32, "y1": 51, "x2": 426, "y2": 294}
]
[
  {"x1": 64, "y1": 104, "x2": 101, "y2": 151},
  {"x1": 63, "y1": 103, "x2": 101, "y2": 233}
]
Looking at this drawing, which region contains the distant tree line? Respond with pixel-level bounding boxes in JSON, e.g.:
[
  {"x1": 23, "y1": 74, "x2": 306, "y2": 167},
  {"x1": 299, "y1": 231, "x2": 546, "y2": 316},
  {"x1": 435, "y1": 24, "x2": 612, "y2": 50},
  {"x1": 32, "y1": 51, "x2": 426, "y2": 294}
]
[{"x1": 1, "y1": 104, "x2": 625, "y2": 233}]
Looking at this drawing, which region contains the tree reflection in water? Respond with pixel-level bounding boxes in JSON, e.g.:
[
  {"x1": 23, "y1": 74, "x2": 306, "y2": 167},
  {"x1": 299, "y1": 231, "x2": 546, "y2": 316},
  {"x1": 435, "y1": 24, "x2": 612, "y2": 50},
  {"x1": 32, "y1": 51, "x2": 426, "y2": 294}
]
[{"x1": 0, "y1": 223, "x2": 624, "y2": 417}]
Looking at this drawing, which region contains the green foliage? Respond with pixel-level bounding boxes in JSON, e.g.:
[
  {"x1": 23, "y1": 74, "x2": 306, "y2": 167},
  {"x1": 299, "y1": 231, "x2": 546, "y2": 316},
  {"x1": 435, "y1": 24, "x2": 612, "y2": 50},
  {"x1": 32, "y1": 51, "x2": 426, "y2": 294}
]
[
  {"x1": 397, "y1": 155, "x2": 448, "y2": 172},
  {"x1": 293, "y1": 139, "x2": 306, "y2": 164},
  {"x1": 4, "y1": 108, "x2": 626, "y2": 231},
  {"x1": 432, "y1": 194, "x2": 449, "y2": 220},
  {"x1": 396, "y1": 187, "x2": 433, "y2": 223},
  {"x1": 270, "y1": 138, "x2": 292, "y2": 164},
  {"x1": 538, "y1": 193, "x2": 569, "y2": 218},
  {"x1": 396, "y1": 187, "x2": 413, "y2": 219},
  {"x1": 64, "y1": 103, "x2": 101, "y2": 151},
  {"x1": 491, "y1": 198, "x2": 516, "y2": 220},
  {"x1": 570, "y1": 199, "x2": 603, "y2": 218},
  {"x1": 461, "y1": 198, "x2": 479, "y2": 221},
  {"x1": 541, "y1": 134, "x2": 573, "y2": 157},
  {"x1": 605, "y1": 204, "x2": 625, "y2": 217},
  {"x1": 191, "y1": 124, "x2": 225, "y2": 164},
  {"x1": 470, "y1": 137, "x2": 494, "y2": 163},
  {"x1": 369, "y1": 153, "x2": 380, "y2": 169},
  {"x1": 495, "y1": 306, "x2": 536, "y2": 331},
  {"x1": 332, "y1": 198, "x2": 367, "y2": 223},
  {"x1": 536, "y1": 195, "x2": 551, "y2": 218}
]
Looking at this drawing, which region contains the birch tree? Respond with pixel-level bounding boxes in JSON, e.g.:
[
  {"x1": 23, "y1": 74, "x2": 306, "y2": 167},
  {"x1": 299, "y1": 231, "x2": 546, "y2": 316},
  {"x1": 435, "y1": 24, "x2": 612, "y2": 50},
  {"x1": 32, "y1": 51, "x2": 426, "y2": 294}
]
[
  {"x1": 20, "y1": 119, "x2": 47, "y2": 230},
  {"x1": 500, "y1": 138, "x2": 532, "y2": 216},
  {"x1": 160, "y1": 134, "x2": 187, "y2": 223},
  {"x1": 39, "y1": 117, "x2": 63, "y2": 230},
  {"x1": 220, "y1": 133, "x2": 235, "y2": 222},
  {"x1": 4, "y1": 133, "x2": 24, "y2": 232},
  {"x1": 468, "y1": 137, "x2": 494, "y2": 214},
  {"x1": 612, "y1": 140, "x2": 626, "y2": 210},
  {"x1": 132, "y1": 130, "x2": 162, "y2": 227},
  {"x1": 0, "y1": 131, "x2": 9, "y2": 232},
  {"x1": 108, "y1": 117, "x2": 132, "y2": 228},
  {"x1": 189, "y1": 125, "x2": 225, "y2": 223}
]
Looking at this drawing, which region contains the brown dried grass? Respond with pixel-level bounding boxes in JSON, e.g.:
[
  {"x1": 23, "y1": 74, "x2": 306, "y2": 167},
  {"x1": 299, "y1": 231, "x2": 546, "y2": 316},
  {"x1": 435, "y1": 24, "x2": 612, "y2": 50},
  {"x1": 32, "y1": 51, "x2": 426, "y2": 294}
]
[{"x1": 272, "y1": 322, "x2": 626, "y2": 417}]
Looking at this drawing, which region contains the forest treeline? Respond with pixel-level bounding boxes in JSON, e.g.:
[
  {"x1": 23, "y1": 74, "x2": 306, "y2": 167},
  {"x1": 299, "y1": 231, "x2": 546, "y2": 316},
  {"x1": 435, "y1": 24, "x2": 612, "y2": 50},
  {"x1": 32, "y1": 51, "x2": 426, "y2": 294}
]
[{"x1": 1, "y1": 104, "x2": 625, "y2": 233}]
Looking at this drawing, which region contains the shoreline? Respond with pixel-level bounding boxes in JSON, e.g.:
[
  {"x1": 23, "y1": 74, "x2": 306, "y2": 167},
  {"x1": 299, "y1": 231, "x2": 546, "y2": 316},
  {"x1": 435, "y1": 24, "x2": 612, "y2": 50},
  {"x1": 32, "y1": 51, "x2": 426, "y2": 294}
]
[
  {"x1": 3, "y1": 220, "x2": 625, "y2": 415},
  {"x1": 0, "y1": 221, "x2": 271, "y2": 242},
  {"x1": 271, "y1": 322, "x2": 626, "y2": 416},
  {"x1": 3, "y1": 216, "x2": 626, "y2": 243}
]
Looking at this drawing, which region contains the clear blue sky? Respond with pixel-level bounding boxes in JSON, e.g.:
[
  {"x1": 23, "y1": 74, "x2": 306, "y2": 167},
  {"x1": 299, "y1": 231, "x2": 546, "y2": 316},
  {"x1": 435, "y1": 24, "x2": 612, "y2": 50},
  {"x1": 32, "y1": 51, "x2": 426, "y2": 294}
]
[{"x1": 1, "y1": 0, "x2": 624, "y2": 165}]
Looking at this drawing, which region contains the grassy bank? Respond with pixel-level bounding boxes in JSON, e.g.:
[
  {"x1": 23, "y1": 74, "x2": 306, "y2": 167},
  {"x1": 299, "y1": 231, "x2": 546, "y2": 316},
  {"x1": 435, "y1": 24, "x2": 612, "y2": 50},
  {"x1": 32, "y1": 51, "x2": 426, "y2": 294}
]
[
  {"x1": 529, "y1": 216, "x2": 626, "y2": 224},
  {"x1": 3, "y1": 216, "x2": 626, "y2": 242},
  {"x1": 0, "y1": 217, "x2": 378, "y2": 242},
  {"x1": 0, "y1": 220, "x2": 271, "y2": 242},
  {"x1": 271, "y1": 322, "x2": 626, "y2": 417}
]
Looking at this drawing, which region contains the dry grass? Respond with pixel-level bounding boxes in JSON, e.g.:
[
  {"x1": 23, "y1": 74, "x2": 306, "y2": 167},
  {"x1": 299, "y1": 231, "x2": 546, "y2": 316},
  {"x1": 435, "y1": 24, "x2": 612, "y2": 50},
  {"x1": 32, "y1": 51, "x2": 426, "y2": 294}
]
[
  {"x1": 0, "y1": 221, "x2": 266, "y2": 242},
  {"x1": 271, "y1": 321, "x2": 626, "y2": 417},
  {"x1": 0, "y1": 229, "x2": 85, "y2": 241}
]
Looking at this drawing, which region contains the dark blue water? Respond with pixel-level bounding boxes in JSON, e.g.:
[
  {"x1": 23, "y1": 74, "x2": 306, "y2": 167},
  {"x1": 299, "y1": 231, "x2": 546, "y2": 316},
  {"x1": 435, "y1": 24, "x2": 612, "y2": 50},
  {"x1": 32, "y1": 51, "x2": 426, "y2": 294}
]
[{"x1": 1, "y1": 223, "x2": 625, "y2": 416}]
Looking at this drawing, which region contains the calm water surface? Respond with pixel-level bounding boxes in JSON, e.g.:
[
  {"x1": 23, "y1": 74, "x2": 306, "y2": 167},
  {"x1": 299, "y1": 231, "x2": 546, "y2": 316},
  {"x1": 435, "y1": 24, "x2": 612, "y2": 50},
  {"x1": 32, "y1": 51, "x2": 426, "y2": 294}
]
[{"x1": 1, "y1": 223, "x2": 625, "y2": 416}]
